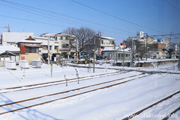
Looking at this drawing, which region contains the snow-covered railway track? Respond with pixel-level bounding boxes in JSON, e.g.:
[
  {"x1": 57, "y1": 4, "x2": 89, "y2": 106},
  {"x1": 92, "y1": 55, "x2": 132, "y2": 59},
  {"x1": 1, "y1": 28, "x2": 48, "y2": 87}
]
[
  {"x1": 0, "y1": 71, "x2": 123, "y2": 94},
  {"x1": 0, "y1": 73, "x2": 150, "y2": 115},
  {"x1": 162, "y1": 106, "x2": 180, "y2": 120},
  {"x1": 122, "y1": 91, "x2": 180, "y2": 120}
]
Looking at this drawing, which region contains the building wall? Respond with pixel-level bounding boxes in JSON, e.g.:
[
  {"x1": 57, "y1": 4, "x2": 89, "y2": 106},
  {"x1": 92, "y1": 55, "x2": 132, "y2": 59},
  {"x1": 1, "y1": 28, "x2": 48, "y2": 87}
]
[
  {"x1": 101, "y1": 38, "x2": 115, "y2": 48},
  {"x1": 20, "y1": 53, "x2": 41, "y2": 64},
  {"x1": 2, "y1": 32, "x2": 34, "y2": 46},
  {"x1": 102, "y1": 50, "x2": 131, "y2": 61},
  {"x1": 158, "y1": 43, "x2": 166, "y2": 52},
  {"x1": 34, "y1": 37, "x2": 59, "y2": 54}
]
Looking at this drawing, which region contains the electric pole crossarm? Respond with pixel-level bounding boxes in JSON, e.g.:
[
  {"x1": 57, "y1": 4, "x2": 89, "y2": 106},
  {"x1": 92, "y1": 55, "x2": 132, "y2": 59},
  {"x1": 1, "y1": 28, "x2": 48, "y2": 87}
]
[{"x1": 0, "y1": 24, "x2": 10, "y2": 32}]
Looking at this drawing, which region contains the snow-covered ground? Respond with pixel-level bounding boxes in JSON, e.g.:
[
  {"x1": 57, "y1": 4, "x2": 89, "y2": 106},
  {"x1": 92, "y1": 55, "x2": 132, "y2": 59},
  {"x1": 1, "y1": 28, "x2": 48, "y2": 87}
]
[{"x1": 0, "y1": 63, "x2": 179, "y2": 120}]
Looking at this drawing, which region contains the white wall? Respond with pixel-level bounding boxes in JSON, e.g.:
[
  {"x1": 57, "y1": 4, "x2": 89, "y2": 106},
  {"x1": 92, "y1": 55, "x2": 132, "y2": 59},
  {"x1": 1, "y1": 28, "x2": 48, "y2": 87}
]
[{"x1": 2, "y1": 32, "x2": 34, "y2": 46}]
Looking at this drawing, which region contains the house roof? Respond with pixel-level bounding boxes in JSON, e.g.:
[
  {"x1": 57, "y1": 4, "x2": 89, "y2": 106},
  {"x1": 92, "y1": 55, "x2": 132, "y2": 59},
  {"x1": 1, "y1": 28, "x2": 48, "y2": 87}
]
[
  {"x1": 0, "y1": 51, "x2": 16, "y2": 56},
  {"x1": 102, "y1": 46, "x2": 131, "y2": 52},
  {"x1": 17, "y1": 36, "x2": 42, "y2": 43},
  {"x1": 0, "y1": 46, "x2": 20, "y2": 54},
  {"x1": 101, "y1": 36, "x2": 115, "y2": 40}
]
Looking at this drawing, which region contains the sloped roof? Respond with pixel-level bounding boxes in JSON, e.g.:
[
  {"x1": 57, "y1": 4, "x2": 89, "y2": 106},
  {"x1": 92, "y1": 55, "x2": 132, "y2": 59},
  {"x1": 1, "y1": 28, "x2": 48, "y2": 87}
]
[
  {"x1": 0, "y1": 51, "x2": 16, "y2": 56},
  {"x1": 0, "y1": 46, "x2": 20, "y2": 54}
]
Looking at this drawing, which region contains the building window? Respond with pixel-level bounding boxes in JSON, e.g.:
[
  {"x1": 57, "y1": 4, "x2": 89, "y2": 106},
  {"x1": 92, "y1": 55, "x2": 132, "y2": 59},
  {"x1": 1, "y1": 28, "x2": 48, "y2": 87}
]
[
  {"x1": 101, "y1": 40, "x2": 104, "y2": 44},
  {"x1": 55, "y1": 46, "x2": 58, "y2": 50},
  {"x1": 26, "y1": 47, "x2": 38, "y2": 53},
  {"x1": 62, "y1": 44, "x2": 69, "y2": 48},
  {"x1": 43, "y1": 45, "x2": 48, "y2": 50}
]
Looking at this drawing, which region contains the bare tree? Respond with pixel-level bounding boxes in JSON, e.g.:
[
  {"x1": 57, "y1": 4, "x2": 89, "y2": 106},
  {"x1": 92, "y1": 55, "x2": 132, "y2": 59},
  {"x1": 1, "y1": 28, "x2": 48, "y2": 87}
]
[{"x1": 64, "y1": 27, "x2": 96, "y2": 51}]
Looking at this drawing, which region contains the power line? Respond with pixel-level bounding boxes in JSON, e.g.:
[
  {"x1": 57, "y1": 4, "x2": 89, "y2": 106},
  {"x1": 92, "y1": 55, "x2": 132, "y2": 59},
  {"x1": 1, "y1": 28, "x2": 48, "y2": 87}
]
[
  {"x1": 0, "y1": 3, "x2": 82, "y2": 27},
  {"x1": 0, "y1": 0, "x2": 133, "y2": 34},
  {"x1": 165, "y1": 0, "x2": 180, "y2": 10},
  {"x1": 0, "y1": 14, "x2": 67, "y2": 28},
  {"x1": 71, "y1": 0, "x2": 165, "y2": 33}
]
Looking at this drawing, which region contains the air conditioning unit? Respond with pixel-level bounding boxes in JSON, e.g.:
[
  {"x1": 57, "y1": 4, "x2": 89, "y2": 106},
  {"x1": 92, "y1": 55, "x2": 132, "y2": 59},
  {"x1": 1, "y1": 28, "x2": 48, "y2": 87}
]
[
  {"x1": 19, "y1": 60, "x2": 29, "y2": 69},
  {"x1": 32, "y1": 60, "x2": 41, "y2": 68},
  {"x1": 5, "y1": 61, "x2": 16, "y2": 70}
]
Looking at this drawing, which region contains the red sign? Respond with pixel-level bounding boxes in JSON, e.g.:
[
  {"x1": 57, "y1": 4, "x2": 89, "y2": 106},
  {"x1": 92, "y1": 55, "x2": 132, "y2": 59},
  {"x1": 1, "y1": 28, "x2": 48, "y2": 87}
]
[
  {"x1": 120, "y1": 43, "x2": 126, "y2": 46},
  {"x1": 20, "y1": 46, "x2": 26, "y2": 54},
  {"x1": 21, "y1": 56, "x2": 25, "y2": 60}
]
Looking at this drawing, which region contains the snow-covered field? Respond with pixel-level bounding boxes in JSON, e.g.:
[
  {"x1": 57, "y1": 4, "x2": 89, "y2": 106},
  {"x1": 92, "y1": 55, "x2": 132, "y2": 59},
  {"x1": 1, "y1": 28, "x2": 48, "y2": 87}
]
[{"x1": 0, "y1": 63, "x2": 180, "y2": 120}]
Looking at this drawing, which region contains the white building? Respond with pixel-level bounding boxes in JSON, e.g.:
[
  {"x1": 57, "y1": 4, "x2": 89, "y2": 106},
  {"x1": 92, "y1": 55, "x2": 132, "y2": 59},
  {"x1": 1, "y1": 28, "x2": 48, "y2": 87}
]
[
  {"x1": 1, "y1": 32, "x2": 34, "y2": 47},
  {"x1": 55, "y1": 33, "x2": 76, "y2": 55},
  {"x1": 102, "y1": 46, "x2": 131, "y2": 61},
  {"x1": 100, "y1": 36, "x2": 115, "y2": 50}
]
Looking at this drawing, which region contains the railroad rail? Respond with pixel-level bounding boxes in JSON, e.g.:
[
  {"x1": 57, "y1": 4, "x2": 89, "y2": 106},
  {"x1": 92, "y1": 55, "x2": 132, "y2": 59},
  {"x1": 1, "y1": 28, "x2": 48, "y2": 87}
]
[
  {"x1": 0, "y1": 71, "x2": 124, "y2": 94},
  {"x1": 162, "y1": 106, "x2": 180, "y2": 120},
  {"x1": 0, "y1": 73, "x2": 150, "y2": 115},
  {"x1": 68, "y1": 64, "x2": 180, "y2": 75},
  {"x1": 122, "y1": 90, "x2": 180, "y2": 120}
]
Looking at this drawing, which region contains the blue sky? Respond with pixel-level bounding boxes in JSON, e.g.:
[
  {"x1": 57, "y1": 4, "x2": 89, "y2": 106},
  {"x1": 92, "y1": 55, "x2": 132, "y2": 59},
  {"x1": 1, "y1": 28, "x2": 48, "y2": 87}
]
[{"x1": 0, "y1": 0, "x2": 180, "y2": 45}]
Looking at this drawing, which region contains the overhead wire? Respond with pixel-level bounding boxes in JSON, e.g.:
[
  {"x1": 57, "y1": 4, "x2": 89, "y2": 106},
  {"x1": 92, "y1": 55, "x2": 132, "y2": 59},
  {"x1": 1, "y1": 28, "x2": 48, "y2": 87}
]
[
  {"x1": 0, "y1": 2, "x2": 132, "y2": 41},
  {"x1": 0, "y1": 14, "x2": 67, "y2": 28},
  {"x1": 165, "y1": 0, "x2": 180, "y2": 10},
  {"x1": 71, "y1": 0, "x2": 165, "y2": 33},
  {"x1": 0, "y1": 0, "x2": 134, "y2": 35}
]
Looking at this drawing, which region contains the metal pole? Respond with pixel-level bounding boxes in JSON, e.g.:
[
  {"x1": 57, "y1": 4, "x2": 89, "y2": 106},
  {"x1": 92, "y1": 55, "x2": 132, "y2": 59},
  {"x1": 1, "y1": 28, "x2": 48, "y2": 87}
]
[
  {"x1": 76, "y1": 39, "x2": 79, "y2": 64},
  {"x1": 65, "y1": 75, "x2": 68, "y2": 86},
  {"x1": 114, "y1": 44, "x2": 116, "y2": 65},
  {"x1": 50, "y1": 62, "x2": 53, "y2": 78},
  {"x1": 7, "y1": 24, "x2": 10, "y2": 32},
  {"x1": 178, "y1": 34, "x2": 180, "y2": 70},
  {"x1": 48, "y1": 37, "x2": 50, "y2": 65},
  {"x1": 123, "y1": 47, "x2": 124, "y2": 68},
  {"x1": 170, "y1": 33, "x2": 172, "y2": 58},
  {"x1": 131, "y1": 40, "x2": 134, "y2": 67},
  {"x1": 93, "y1": 36, "x2": 95, "y2": 73},
  {"x1": 146, "y1": 34, "x2": 148, "y2": 61}
]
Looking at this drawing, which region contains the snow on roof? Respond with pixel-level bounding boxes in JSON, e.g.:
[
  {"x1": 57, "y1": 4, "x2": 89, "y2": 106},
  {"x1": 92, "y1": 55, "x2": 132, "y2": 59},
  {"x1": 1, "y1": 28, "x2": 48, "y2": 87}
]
[
  {"x1": 33, "y1": 36, "x2": 55, "y2": 41},
  {"x1": 102, "y1": 46, "x2": 131, "y2": 52},
  {"x1": 2, "y1": 32, "x2": 34, "y2": 42},
  {"x1": 17, "y1": 37, "x2": 42, "y2": 43},
  {"x1": 103, "y1": 47, "x2": 117, "y2": 51},
  {"x1": 101, "y1": 36, "x2": 115, "y2": 40},
  {"x1": 0, "y1": 46, "x2": 20, "y2": 54},
  {"x1": 17, "y1": 39, "x2": 42, "y2": 43}
]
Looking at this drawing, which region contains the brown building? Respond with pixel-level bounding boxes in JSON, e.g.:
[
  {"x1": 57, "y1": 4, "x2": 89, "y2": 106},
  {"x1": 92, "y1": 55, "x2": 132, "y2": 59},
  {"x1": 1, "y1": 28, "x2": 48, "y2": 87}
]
[
  {"x1": 157, "y1": 43, "x2": 166, "y2": 52},
  {"x1": 18, "y1": 36, "x2": 42, "y2": 64}
]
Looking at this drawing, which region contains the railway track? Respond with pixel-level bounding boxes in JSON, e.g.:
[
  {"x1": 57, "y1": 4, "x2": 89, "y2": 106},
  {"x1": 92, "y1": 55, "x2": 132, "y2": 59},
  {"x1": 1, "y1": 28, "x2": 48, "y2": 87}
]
[
  {"x1": 0, "y1": 71, "x2": 124, "y2": 94},
  {"x1": 162, "y1": 106, "x2": 180, "y2": 120},
  {"x1": 0, "y1": 73, "x2": 150, "y2": 115},
  {"x1": 122, "y1": 90, "x2": 180, "y2": 120}
]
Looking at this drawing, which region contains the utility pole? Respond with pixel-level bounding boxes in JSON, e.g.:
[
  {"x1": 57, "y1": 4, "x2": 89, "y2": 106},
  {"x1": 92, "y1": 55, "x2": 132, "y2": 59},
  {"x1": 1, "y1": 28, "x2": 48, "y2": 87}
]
[
  {"x1": 113, "y1": 43, "x2": 116, "y2": 65},
  {"x1": 6, "y1": 24, "x2": 10, "y2": 32},
  {"x1": 93, "y1": 35, "x2": 96, "y2": 73},
  {"x1": 178, "y1": 34, "x2": 180, "y2": 70},
  {"x1": 123, "y1": 47, "x2": 125, "y2": 68},
  {"x1": 0, "y1": 24, "x2": 10, "y2": 32},
  {"x1": 131, "y1": 39, "x2": 134, "y2": 67},
  {"x1": 76, "y1": 38, "x2": 79, "y2": 64},
  {"x1": 48, "y1": 37, "x2": 50, "y2": 65},
  {"x1": 145, "y1": 33, "x2": 148, "y2": 61},
  {"x1": 170, "y1": 33, "x2": 172, "y2": 58}
]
